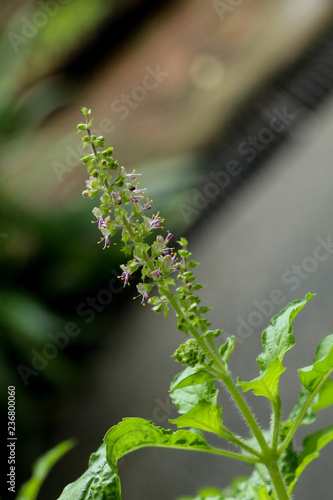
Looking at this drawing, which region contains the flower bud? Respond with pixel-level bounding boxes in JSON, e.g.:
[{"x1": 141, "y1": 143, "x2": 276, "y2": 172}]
[{"x1": 172, "y1": 339, "x2": 205, "y2": 367}]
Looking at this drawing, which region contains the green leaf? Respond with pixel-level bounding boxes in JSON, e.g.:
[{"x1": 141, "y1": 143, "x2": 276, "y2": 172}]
[
  {"x1": 299, "y1": 333, "x2": 333, "y2": 392},
  {"x1": 164, "y1": 278, "x2": 176, "y2": 286},
  {"x1": 288, "y1": 425, "x2": 333, "y2": 494},
  {"x1": 170, "y1": 367, "x2": 218, "y2": 414},
  {"x1": 17, "y1": 440, "x2": 75, "y2": 500},
  {"x1": 238, "y1": 294, "x2": 315, "y2": 402},
  {"x1": 258, "y1": 293, "x2": 315, "y2": 371},
  {"x1": 170, "y1": 370, "x2": 215, "y2": 392},
  {"x1": 237, "y1": 358, "x2": 285, "y2": 403},
  {"x1": 169, "y1": 401, "x2": 223, "y2": 436},
  {"x1": 282, "y1": 386, "x2": 317, "y2": 433},
  {"x1": 163, "y1": 303, "x2": 170, "y2": 319},
  {"x1": 281, "y1": 376, "x2": 333, "y2": 451},
  {"x1": 77, "y1": 123, "x2": 87, "y2": 131},
  {"x1": 104, "y1": 418, "x2": 215, "y2": 473},
  {"x1": 222, "y1": 469, "x2": 272, "y2": 500},
  {"x1": 81, "y1": 107, "x2": 91, "y2": 116},
  {"x1": 57, "y1": 444, "x2": 121, "y2": 500},
  {"x1": 312, "y1": 378, "x2": 333, "y2": 412},
  {"x1": 219, "y1": 336, "x2": 235, "y2": 365}
]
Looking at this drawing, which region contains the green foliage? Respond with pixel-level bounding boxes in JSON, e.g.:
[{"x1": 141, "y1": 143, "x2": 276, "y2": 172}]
[
  {"x1": 288, "y1": 426, "x2": 333, "y2": 494},
  {"x1": 299, "y1": 334, "x2": 333, "y2": 392},
  {"x1": 258, "y1": 293, "x2": 315, "y2": 371},
  {"x1": 57, "y1": 444, "x2": 121, "y2": 500},
  {"x1": 176, "y1": 470, "x2": 274, "y2": 500},
  {"x1": 17, "y1": 440, "x2": 75, "y2": 500},
  {"x1": 104, "y1": 418, "x2": 215, "y2": 473},
  {"x1": 170, "y1": 367, "x2": 218, "y2": 414},
  {"x1": 170, "y1": 401, "x2": 223, "y2": 436},
  {"x1": 51, "y1": 112, "x2": 333, "y2": 500},
  {"x1": 237, "y1": 358, "x2": 285, "y2": 403},
  {"x1": 170, "y1": 370, "x2": 215, "y2": 392},
  {"x1": 219, "y1": 335, "x2": 235, "y2": 365},
  {"x1": 237, "y1": 294, "x2": 315, "y2": 404}
]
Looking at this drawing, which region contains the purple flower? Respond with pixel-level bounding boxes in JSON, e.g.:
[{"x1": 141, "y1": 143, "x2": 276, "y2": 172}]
[
  {"x1": 98, "y1": 233, "x2": 111, "y2": 249},
  {"x1": 129, "y1": 186, "x2": 146, "y2": 202},
  {"x1": 126, "y1": 168, "x2": 141, "y2": 181},
  {"x1": 134, "y1": 283, "x2": 150, "y2": 305},
  {"x1": 150, "y1": 268, "x2": 162, "y2": 280},
  {"x1": 143, "y1": 212, "x2": 165, "y2": 232},
  {"x1": 111, "y1": 191, "x2": 122, "y2": 205},
  {"x1": 134, "y1": 291, "x2": 150, "y2": 305},
  {"x1": 151, "y1": 213, "x2": 163, "y2": 229},
  {"x1": 142, "y1": 199, "x2": 152, "y2": 211},
  {"x1": 119, "y1": 265, "x2": 131, "y2": 286},
  {"x1": 98, "y1": 226, "x2": 112, "y2": 249}
]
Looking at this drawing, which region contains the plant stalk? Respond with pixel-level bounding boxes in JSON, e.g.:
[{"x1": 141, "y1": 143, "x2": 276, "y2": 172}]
[
  {"x1": 272, "y1": 396, "x2": 282, "y2": 451},
  {"x1": 266, "y1": 460, "x2": 290, "y2": 500},
  {"x1": 278, "y1": 369, "x2": 333, "y2": 456}
]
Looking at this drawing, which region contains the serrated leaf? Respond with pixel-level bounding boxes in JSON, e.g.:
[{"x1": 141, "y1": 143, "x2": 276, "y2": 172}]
[
  {"x1": 57, "y1": 444, "x2": 121, "y2": 500},
  {"x1": 238, "y1": 294, "x2": 314, "y2": 403},
  {"x1": 299, "y1": 333, "x2": 333, "y2": 392},
  {"x1": 288, "y1": 425, "x2": 333, "y2": 494},
  {"x1": 237, "y1": 358, "x2": 285, "y2": 402},
  {"x1": 257, "y1": 293, "x2": 315, "y2": 372},
  {"x1": 104, "y1": 418, "x2": 215, "y2": 473},
  {"x1": 170, "y1": 367, "x2": 218, "y2": 414},
  {"x1": 219, "y1": 336, "x2": 235, "y2": 365},
  {"x1": 17, "y1": 440, "x2": 75, "y2": 500},
  {"x1": 170, "y1": 370, "x2": 215, "y2": 392},
  {"x1": 170, "y1": 401, "x2": 223, "y2": 436}
]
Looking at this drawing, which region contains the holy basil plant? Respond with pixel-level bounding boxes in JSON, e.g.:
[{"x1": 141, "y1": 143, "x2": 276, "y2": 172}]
[{"x1": 19, "y1": 108, "x2": 333, "y2": 500}]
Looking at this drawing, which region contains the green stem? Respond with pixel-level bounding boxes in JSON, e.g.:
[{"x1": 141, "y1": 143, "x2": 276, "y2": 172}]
[
  {"x1": 86, "y1": 117, "x2": 99, "y2": 167},
  {"x1": 278, "y1": 370, "x2": 332, "y2": 456},
  {"x1": 123, "y1": 216, "x2": 137, "y2": 241},
  {"x1": 131, "y1": 443, "x2": 260, "y2": 464},
  {"x1": 220, "y1": 374, "x2": 270, "y2": 454},
  {"x1": 140, "y1": 242, "x2": 268, "y2": 457},
  {"x1": 205, "y1": 335, "x2": 226, "y2": 369},
  {"x1": 221, "y1": 428, "x2": 262, "y2": 458},
  {"x1": 155, "y1": 288, "x2": 269, "y2": 455},
  {"x1": 188, "y1": 324, "x2": 223, "y2": 368},
  {"x1": 272, "y1": 396, "x2": 282, "y2": 451},
  {"x1": 266, "y1": 460, "x2": 290, "y2": 500}
]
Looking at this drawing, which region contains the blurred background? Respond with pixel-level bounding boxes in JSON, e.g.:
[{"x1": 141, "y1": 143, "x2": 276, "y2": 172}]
[{"x1": 1, "y1": 0, "x2": 333, "y2": 498}]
